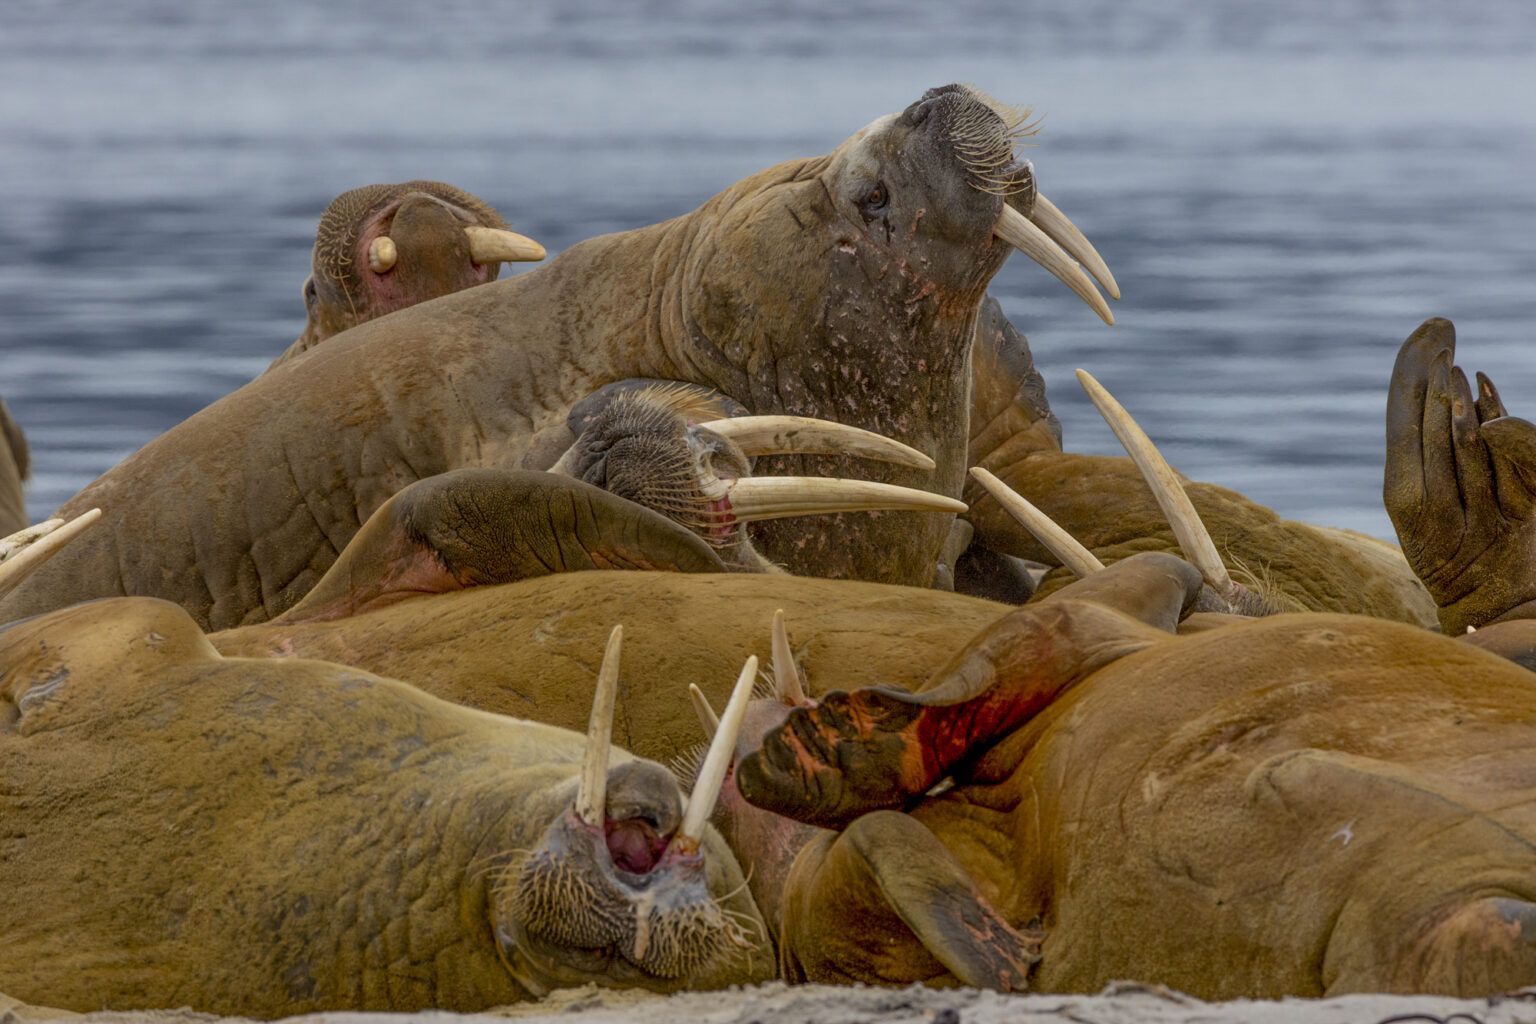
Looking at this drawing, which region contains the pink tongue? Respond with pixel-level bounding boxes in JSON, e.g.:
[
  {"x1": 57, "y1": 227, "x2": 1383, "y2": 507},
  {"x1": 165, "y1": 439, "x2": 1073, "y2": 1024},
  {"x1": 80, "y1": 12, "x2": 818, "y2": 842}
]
[{"x1": 606, "y1": 819, "x2": 667, "y2": 874}]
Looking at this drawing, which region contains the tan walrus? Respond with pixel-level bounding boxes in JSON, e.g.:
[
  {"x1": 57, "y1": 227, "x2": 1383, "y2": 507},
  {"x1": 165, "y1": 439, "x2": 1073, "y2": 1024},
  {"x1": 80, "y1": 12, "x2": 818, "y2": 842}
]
[
  {"x1": 0, "y1": 596, "x2": 774, "y2": 1014},
  {"x1": 0, "y1": 84, "x2": 1118, "y2": 629}
]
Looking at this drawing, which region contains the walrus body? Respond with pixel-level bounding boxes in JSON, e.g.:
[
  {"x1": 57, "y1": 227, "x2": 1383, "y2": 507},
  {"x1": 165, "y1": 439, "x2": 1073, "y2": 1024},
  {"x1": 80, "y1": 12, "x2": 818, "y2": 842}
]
[
  {"x1": 741, "y1": 587, "x2": 1536, "y2": 997},
  {"x1": 2, "y1": 86, "x2": 1070, "y2": 630},
  {"x1": 0, "y1": 598, "x2": 772, "y2": 1014},
  {"x1": 0, "y1": 398, "x2": 28, "y2": 536}
]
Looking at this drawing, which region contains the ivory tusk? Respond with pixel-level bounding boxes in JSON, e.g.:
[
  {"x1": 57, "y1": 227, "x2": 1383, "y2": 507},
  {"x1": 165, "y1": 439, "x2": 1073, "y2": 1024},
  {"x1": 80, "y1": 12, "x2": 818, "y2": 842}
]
[
  {"x1": 722, "y1": 477, "x2": 966, "y2": 521},
  {"x1": 1032, "y1": 193, "x2": 1120, "y2": 301},
  {"x1": 770, "y1": 609, "x2": 808, "y2": 705},
  {"x1": 688, "y1": 683, "x2": 719, "y2": 740},
  {"x1": 0, "y1": 509, "x2": 102, "y2": 601},
  {"x1": 1074, "y1": 369, "x2": 1234, "y2": 594},
  {"x1": 368, "y1": 236, "x2": 398, "y2": 274},
  {"x1": 464, "y1": 225, "x2": 546, "y2": 264},
  {"x1": 968, "y1": 467, "x2": 1104, "y2": 578},
  {"x1": 699, "y1": 416, "x2": 935, "y2": 471},
  {"x1": 995, "y1": 204, "x2": 1114, "y2": 325},
  {"x1": 574, "y1": 624, "x2": 624, "y2": 827},
  {"x1": 674, "y1": 655, "x2": 758, "y2": 851}
]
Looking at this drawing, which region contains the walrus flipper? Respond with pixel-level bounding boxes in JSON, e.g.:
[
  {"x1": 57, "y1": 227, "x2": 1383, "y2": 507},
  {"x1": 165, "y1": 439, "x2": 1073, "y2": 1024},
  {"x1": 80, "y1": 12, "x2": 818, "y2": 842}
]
[
  {"x1": 780, "y1": 810, "x2": 1039, "y2": 990},
  {"x1": 1385, "y1": 317, "x2": 1536, "y2": 633}
]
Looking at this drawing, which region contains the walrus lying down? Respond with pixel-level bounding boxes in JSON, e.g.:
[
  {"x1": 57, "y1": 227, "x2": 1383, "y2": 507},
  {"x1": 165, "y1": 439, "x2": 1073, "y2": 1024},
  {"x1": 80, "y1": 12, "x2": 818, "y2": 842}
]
[
  {"x1": 0, "y1": 84, "x2": 1116, "y2": 629},
  {"x1": 731, "y1": 554, "x2": 1536, "y2": 998},
  {"x1": 0, "y1": 597, "x2": 773, "y2": 1015}
]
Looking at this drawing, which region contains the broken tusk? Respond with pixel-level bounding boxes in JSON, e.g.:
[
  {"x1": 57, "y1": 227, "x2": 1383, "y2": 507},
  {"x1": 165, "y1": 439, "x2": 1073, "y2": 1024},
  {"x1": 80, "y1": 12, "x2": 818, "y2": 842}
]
[
  {"x1": 674, "y1": 655, "x2": 757, "y2": 852},
  {"x1": 464, "y1": 225, "x2": 546, "y2": 264},
  {"x1": 1031, "y1": 193, "x2": 1120, "y2": 301},
  {"x1": 368, "y1": 236, "x2": 398, "y2": 273},
  {"x1": 699, "y1": 416, "x2": 935, "y2": 471},
  {"x1": 0, "y1": 509, "x2": 102, "y2": 602},
  {"x1": 770, "y1": 609, "x2": 808, "y2": 704},
  {"x1": 574, "y1": 625, "x2": 624, "y2": 827},
  {"x1": 969, "y1": 467, "x2": 1104, "y2": 578},
  {"x1": 995, "y1": 204, "x2": 1114, "y2": 325},
  {"x1": 722, "y1": 477, "x2": 965, "y2": 521},
  {"x1": 688, "y1": 683, "x2": 720, "y2": 740},
  {"x1": 1075, "y1": 369, "x2": 1233, "y2": 594}
]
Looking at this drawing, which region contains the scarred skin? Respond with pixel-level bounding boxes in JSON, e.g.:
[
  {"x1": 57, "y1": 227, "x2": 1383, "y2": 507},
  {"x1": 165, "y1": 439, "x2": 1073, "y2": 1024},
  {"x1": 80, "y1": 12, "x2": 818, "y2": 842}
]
[
  {"x1": 0, "y1": 597, "x2": 773, "y2": 1015},
  {"x1": 270, "y1": 181, "x2": 535, "y2": 369},
  {"x1": 0, "y1": 85, "x2": 1037, "y2": 630},
  {"x1": 738, "y1": 564, "x2": 1536, "y2": 998},
  {"x1": 0, "y1": 398, "x2": 27, "y2": 536}
]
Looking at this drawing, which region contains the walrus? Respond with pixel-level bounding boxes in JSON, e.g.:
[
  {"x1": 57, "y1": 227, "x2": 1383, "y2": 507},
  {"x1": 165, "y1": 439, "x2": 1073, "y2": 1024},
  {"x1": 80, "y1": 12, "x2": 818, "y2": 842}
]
[
  {"x1": 0, "y1": 596, "x2": 774, "y2": 1014},
  {"x1": 268, "y1": 180, "x2": 544, "y2": 369},
  {"x1": 732, "y1": 559, "x2": 1536, "y2": 998},
  {"x1": 0, "y1": 398, "x2": 29, "y2": 536},
  {"x1": 0, "y1": 84, "x2": 1118, "y2": 630}
]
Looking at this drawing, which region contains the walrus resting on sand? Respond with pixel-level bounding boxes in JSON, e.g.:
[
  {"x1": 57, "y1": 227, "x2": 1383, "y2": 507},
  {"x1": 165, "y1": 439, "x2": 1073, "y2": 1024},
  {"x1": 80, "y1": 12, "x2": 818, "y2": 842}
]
[
  {"x1": 268, "y1": 180, "x2": 544, "y2": 369},
  {"x1": 0, "y1": 83, "x2": 1118, "y2": 629},
  {"x1": 726, "y1": 552, "x2": 1536, "y2": 998},
  {"x1": 0, "y1": 597, "x2": 774, "y2": 1014}
]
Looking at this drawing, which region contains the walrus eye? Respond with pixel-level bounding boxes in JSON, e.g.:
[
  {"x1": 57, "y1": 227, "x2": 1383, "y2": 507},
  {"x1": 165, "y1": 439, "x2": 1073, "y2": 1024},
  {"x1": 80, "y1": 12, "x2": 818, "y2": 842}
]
[{"x1": 859, "y1": 183, "x2": 889, "y2": 224}]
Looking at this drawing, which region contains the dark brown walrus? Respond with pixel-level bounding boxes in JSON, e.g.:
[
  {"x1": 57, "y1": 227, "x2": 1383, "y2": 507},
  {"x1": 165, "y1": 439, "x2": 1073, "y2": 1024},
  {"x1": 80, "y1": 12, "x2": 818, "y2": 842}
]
[
  {"x1": 0, "y1": 84, "x2": 1117, "y2": 630},
  {"x1": 732, "y1": 555, "x2": 1536, "y2": 998},
  {"x1": 0, "y1": 596, "x2": 773, "y2": 1015}
]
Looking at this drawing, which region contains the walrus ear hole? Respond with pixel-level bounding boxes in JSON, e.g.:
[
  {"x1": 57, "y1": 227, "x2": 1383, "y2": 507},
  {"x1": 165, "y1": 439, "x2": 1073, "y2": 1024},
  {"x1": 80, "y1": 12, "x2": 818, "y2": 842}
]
[{"x1": 301, "y1": 276, "x2": 318, "y2": 312}]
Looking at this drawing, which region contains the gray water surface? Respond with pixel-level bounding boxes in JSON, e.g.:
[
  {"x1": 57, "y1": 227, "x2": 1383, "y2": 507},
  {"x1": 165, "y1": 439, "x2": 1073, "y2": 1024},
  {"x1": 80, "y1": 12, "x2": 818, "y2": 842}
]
[{"x1": 4, "y1": 1, "x2": 1535, "y2": 539}]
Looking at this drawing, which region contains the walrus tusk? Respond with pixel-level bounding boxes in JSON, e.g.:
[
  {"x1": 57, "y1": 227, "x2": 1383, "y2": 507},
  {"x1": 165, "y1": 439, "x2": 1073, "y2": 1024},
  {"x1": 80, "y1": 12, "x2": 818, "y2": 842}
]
[
  {"x1": 368, "y1": 236, "x2": 398, "y2": 273},
  {"x1": 674, "y1": 655, "x2": 758, "y2": 853},
  {"x1": 723, "y1": 478, "x2": 966, "y2": 521},
  {"x1": 994, "y1": 204, "x2": 1114, "y2": 325},
  {"x1": 1074, "y1": 369, "x2": 1234, "y2": 595},
  {"x1": 574, "y1": 624, "x2": 624, "y2": 827},
  {"x1": 1031, "y1": 194, "x2": 1121, "y2": 301},
  {"x1": 700, "y1": 416, "x2": 935, "y2": 470},
  {"x1": 770, "y1": 609, "x2": 809, "y2": 705},
  {"x1": 968, "y1": 467, "x2": 1104, "y2": 578},
  {"x1": 688, "y1": 683, "x2": 719, "y2": 740},
  {"x1": 0, "y1": 509, "x2": 102, "y2": 601},
  {"x1": 464, "y1": 225, "x2": 546, "y2": 264}
]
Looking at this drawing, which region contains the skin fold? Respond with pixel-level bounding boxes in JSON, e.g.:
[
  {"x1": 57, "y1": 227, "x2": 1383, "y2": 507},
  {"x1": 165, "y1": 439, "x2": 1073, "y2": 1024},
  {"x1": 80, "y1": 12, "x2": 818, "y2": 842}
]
[
  {"x1": 736, "y1": 560, "x2": 1536, "y2": 998},
  {"x1": 0, "y1": 597, "x2": 773, "y2": 1015},
  {"x1": 0, "y1": 85, "x2": 1052, "y2": 630}
]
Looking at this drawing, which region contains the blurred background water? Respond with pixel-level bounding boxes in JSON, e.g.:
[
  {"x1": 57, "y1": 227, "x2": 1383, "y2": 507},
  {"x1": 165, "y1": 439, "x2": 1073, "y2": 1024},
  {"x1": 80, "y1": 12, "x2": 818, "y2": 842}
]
[{"x1": 2, "y1": 0, "x2": 1534, "y2": 539}]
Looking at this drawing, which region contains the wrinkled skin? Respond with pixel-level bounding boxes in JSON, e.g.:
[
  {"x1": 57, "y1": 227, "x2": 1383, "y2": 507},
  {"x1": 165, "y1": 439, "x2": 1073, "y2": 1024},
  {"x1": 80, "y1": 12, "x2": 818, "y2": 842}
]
[
  {"x1": 739, "y1": 566, "x2": 1536, "y2": 998},
  {"x1": 961, "y1": 300, "x2": 1436, "y2": 624},
  {"x1": 0, "y1": 598, "x2": 772, "y2": 1015},
  {"x1": 0, "y1": 398, "x2": 27, "y2": 536},
  {"x1": 269, "y1": 181, "x2": 529, "y2": 369},
  {"x1": 2, "y1": 85, "x2": 1042, "y2": 630},
  {"x1": 1385, "y1": 316, "x2": 1536, "y2": 634}
]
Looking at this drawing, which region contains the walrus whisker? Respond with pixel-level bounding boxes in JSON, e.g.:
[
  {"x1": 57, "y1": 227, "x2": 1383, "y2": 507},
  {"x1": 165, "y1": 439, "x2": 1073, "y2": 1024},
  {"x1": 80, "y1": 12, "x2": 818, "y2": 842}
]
[
  {"x1": 574, "y1": 625, "x2": 623, "y2": 827},
  {"x1": 673, "y1": 655, "x2": 757, "y2": 852},
  {"x1": 1074, "y1": 369, "x2": 1239, "y2": 601},
  {"x1": 968, "y1": 467, "x2": 1104, "y2": 579},
  {"x1": 463, "y1": 225, "x2": 546, "y2": 264},
  {"x1": 699, "y1": 415, "x2": 934, "y2": 470},
  {"x1": 994, "y1": 204, "x2": 1114, "y2": 325},
  {"x1": 770, "y1": 609, "x2": 809, "y2": 705},
  {"x1": 0, "y1": 509, "x2": 101, "y2": 601}
]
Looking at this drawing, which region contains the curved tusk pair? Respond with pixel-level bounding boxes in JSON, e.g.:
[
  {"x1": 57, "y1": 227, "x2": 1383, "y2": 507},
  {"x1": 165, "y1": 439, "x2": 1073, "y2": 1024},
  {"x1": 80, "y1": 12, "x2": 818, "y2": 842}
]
[
  {"x1": 0, "y1": 509, "x2": 102, "y2": 602},
  {"x1": 994, "y1": 197, "x2": 1118, "y2": 326},
  {"x1": 367, "y1": 226, "x2": 547, "y2": 275},
  {"x1": 689, "y1": 608, "x2": 808, "y2": 739},
  {"x1": 700, "y1": 416, "x2": 935, "y2": 471},
  {"x1": 720, "y1": 477, "x2": 965, "y2": 523}
]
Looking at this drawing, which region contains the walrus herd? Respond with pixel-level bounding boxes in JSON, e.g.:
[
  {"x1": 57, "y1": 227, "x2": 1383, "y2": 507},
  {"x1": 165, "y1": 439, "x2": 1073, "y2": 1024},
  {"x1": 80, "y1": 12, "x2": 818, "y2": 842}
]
[{"x1": 5, "y1": 83, "x2": 1536, "y2": 1014}]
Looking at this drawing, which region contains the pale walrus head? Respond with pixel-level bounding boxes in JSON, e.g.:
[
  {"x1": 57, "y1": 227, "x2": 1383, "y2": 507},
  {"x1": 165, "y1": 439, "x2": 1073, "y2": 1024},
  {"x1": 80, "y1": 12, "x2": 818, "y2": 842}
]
[{"x1": 669, "y1": 83, "x2": 1116, "y2": 585}]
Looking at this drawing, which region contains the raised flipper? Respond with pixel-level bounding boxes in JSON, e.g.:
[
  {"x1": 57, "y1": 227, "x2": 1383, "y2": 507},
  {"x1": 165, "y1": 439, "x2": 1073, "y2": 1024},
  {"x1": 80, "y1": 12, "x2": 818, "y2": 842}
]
[
  {"x1": 736, "y1": 575, "x2": 1171, "y2": 828},
  {"x1": 780, "y1": 810, "x2": 1040, "y2": 990},
  {"x1": 1386, "y1": 317, "x2": 1536, "y2": 633},
  {"x1": 275, "y1": 469, "x2": 726, "y2": 623}
]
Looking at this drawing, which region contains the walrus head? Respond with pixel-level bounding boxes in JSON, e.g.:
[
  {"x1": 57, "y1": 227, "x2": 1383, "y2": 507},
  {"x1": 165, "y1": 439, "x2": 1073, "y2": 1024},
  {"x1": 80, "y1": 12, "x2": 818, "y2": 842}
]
[{"x1": 670, "y1": 84, "x2": 1116, "y2": 585}]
